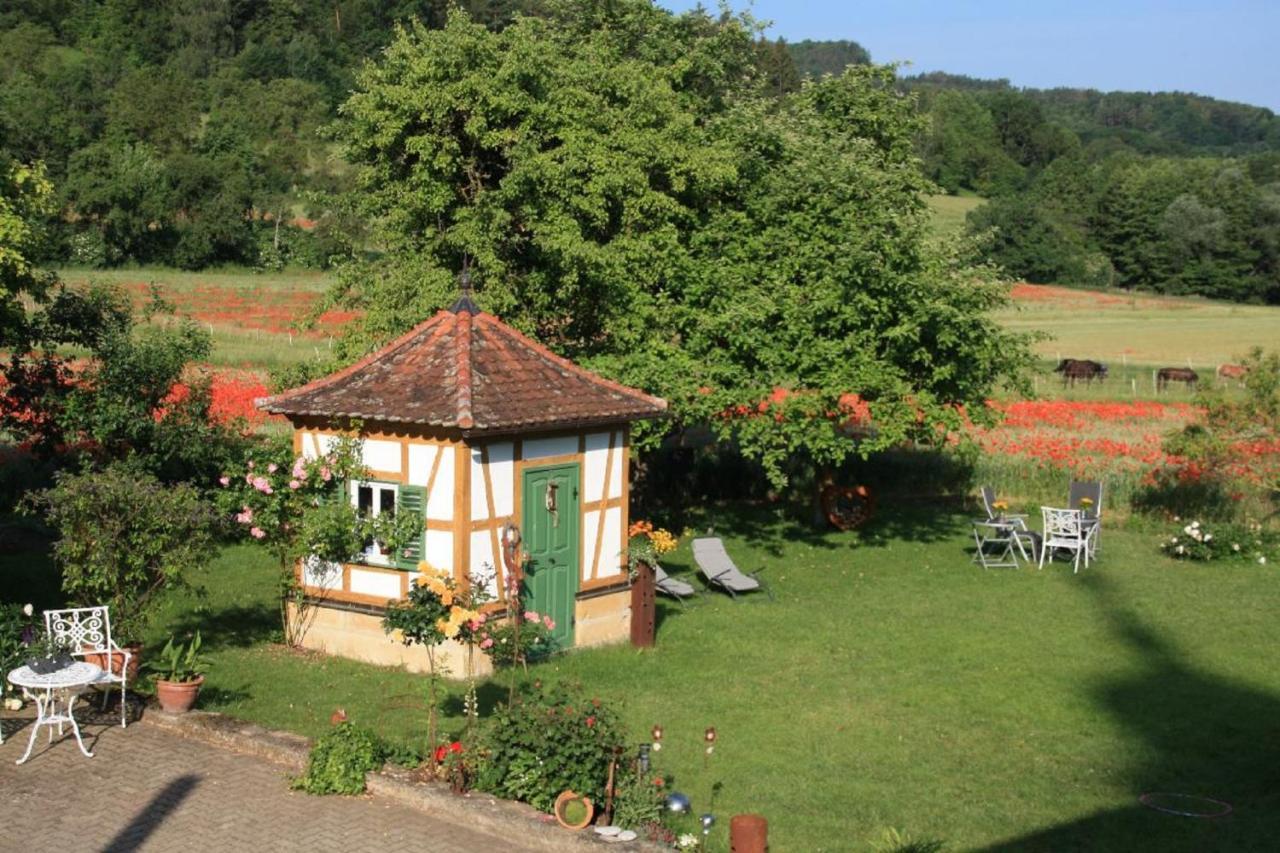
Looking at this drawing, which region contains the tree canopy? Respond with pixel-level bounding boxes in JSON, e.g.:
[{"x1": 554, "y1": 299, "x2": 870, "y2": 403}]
[{"x1": 320, "y1": 2, "x2": 1034, "y2": 487}]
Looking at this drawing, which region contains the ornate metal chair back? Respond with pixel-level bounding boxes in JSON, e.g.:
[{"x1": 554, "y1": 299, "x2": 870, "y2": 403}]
[{"x1": 44, "y1": 606, "x2": 114, "y2": 657}]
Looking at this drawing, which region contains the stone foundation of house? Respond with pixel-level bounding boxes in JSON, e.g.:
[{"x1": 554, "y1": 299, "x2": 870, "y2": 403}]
[
  {"x1": 288, "y1": 586, "x2": 631, "y2": 677},
  {"x1": 288, "y1": 601, "x2": 489, "y2": 677}
]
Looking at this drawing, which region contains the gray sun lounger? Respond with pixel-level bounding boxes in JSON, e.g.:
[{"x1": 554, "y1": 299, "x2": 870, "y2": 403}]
[
  {"x1": 692, "y1": 538, "x2": 772, "y2": 600},
  {"x1": 653, "y1": 563, "x2": 697, "y2": 604}
]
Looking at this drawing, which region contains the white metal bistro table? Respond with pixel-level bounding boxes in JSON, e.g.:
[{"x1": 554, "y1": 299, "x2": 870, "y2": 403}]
[{"x1": 7, "y1": 661, "x2": 103, "y2": 764}]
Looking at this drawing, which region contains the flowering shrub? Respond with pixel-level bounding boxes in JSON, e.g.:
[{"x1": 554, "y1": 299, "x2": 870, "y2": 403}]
[
  {"x1": 1162, "y1": 519, "x2": 1278, "y2": 564},
  {"x1": 475, "y1": 683, "x2": 624, "y2": 812},
  {"x1": 627, "y1": 519, "x2": 679, "y2": 578},
  {"x1": 475, "y1": 609, "x2": 555, "y2": 667},
  {"x1": 0, "y1": 603, "x2": 36, "y2": 675}
]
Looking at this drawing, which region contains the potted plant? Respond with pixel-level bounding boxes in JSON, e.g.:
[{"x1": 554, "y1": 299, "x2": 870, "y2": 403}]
[
  {"x1": 146, "y1": 632, "x2": 208, "y2": 713},
  {"x1": 26, "y1": 633, "x2": 76, "y2": 675},
  {"x1": 554, "y1": 789, "x2": 596, "y2": 831}
]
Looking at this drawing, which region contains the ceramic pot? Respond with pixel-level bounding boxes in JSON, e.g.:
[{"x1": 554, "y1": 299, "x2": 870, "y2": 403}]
[
  {"x1": 553, "y1": 790, "x2": 595, "y2": 831},
  {"x1": 155, "y1": 675, "x2": 204, "y2": 713},
  {"x1": 83, "y1": 643, "x2": 142, "y2": 681}
]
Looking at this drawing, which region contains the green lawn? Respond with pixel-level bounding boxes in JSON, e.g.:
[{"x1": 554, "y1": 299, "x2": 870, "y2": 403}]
[{"x1": 117, "y1": 506, "x2": 1280, "y2": 851}]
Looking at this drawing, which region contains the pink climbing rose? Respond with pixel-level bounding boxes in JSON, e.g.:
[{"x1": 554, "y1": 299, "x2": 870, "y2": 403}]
[
  {"x1": 250, "y1": 527, "x2": 266, "y2": 539},
  {"x1": 219, "y1": 476, "x2": 230, "y2": 487}
]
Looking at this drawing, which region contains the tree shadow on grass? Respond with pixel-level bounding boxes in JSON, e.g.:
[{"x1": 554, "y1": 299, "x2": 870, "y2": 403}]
[
  {"x1": 978, "y1": 572, "x2": 1280, "y2": 852},
  {"x1": 163, "y1": 603, "x2": 277, "y2": 651}
]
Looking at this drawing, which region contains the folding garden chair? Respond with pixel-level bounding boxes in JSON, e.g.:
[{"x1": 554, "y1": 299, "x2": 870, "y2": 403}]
[
  {"x1": 1039, "y1": 507, "x2": 1090, "y2": 573},
  {"x1": 971, "y1": 520, "x2": 1022, "y2": 569},
  {"x1": 1068, "y1": 480, "x2": 1103, "y2": 558},
  {"x1": 979, "y1": 486, "x2": 1037, "y2": 561},
  {"x1": 653, "y1": 563, "x2": 698, "y2": 606},
  {"x1": 692, "y1": 538, "x2": 772, "y2": 600},
  {"x1": 44, "y1": 606, "x2": 130, "y2": 727}
]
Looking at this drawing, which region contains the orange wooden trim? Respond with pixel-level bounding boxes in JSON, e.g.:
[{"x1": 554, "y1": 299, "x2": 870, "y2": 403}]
[
  {"x1": 425, "y1": 519, "x2": 454, "y2": 531},
  {"x1": 292, "y1": 430, "x2": 301, "y2": 457},
  {"x1": 400, "y1": 439, "x2": 410, "y2": 480},
  {"x1": 580, "y1": 576, "x2": 629, "y2": 594},
  {"x1": 425, "y1": 443, "x2": 444, "y2": 497},
  {"x1": 479, "y1": 445, "x2": 505, "y2": 598},
  {"x1": 342, "y1": 563, "x2": 352, "y2": 592},
  {"x1": 400, "y1": 570, "x2": 410, "y2": 598},
  {"x1": 361, "y1": 468, "x2": 404, "y2": 484},
  {"x1": 589, "y1": 431, "x2": 617, "y2": 580},
  {"x1": 515, "y1": 451, "x2": 581, "y2": 468},
  {"x1": 301, "y1": 588, "x2": 401, "y2": 609}
]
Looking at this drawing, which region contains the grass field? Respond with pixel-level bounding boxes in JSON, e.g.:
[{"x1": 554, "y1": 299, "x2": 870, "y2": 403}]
[
  {"x1": 79, "y1": 507, "x2": 1273, "y2": 851},
  {"x1": 926, "y1": 193, "x2": 985, "y2": 240},
  {"x1": 1001, "y1": 283, "x2": 1280, "y2": 372},
  {"x1": 57, "y1": 267, "x2": 345, "y2": 370}
]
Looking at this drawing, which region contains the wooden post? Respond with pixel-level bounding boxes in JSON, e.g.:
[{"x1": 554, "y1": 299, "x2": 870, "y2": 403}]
[
  {"x1": 630, "y1": 561, "x2": 656, "y2": 647},
  {"x1": 730, "y1": 814, "x2": 768, "y2": 853}
]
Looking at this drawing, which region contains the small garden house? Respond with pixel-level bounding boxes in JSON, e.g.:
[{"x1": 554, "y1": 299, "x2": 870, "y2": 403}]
[{"x1": 258, "y1": 290, "x2": 667, "y2": 673}]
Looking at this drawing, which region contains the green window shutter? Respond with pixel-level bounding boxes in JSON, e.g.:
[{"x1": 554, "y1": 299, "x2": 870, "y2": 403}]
[{"x1": 394, "y1": 484, "x2": 427, "y2": 570}]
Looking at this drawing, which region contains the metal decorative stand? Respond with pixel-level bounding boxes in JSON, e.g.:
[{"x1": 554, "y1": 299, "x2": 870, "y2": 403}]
[{"x1": 7, "y1": 661, "x2": 104, "y2": 764}]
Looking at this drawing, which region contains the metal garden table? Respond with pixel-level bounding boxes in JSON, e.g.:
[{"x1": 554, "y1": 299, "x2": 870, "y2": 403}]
[{"x1": 7, "y1": 661, "x2": 103, "y2": 764}]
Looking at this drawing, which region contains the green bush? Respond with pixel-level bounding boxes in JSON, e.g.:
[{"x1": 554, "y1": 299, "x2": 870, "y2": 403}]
[
  {"x1": 292, "y1": 722, "x2": 386, "y2": 795},
  {"x1": 1162, "y1": 519, "x2": 1278, "y2": 564},
  {"x1": 31, "y1": 464, "x2": 216, "y2": 641},
  {"x1": 475, "y1": 683, "x2": 625, "y2": 812}
]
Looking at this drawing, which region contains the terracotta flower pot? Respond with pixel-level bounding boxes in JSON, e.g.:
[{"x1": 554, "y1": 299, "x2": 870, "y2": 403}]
[
  {"x1": 553, "y1": 790, "x2": 595, "y2": 831},
  {"x1": 155, "y1": 675, "x2": 204, "y2": 713},
  {"x1": 83, "y1": 643, "x2": 142, "y2": 682}
]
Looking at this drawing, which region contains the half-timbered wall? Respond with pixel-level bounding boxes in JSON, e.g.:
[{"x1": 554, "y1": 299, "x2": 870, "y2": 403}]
[{"x1": 291, "y1": 423, "x2": 630, "y2": 611}]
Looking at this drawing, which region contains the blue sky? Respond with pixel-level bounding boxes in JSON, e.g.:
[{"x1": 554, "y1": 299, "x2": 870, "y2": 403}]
[{"x1": 659, "y1": 1, "x2": 1280, "y2": 111}]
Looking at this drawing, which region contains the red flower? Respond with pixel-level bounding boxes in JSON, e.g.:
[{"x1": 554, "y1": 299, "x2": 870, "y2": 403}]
[{"x1": 586, "y1": 716, "x2": 596, "y2": 728}]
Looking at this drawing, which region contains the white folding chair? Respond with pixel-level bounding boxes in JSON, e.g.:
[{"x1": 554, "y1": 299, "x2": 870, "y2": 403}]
[
  {"x1": 1039, "y1": 507, "x2": 1090, "y2": 573},
  {"x1": 972, "y1": 521, "x2": 1021, "y2": 569},
  {"x1": 44, "y1": 607, "x2": 130, "y2": 727}
]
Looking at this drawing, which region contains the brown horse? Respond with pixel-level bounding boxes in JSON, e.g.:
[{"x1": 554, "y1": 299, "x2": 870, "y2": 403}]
[
  {"x1": 1054, "y1": 358, "x2": 1108, "y2": 387},
  {"x1": 1217, "y1": 363, "x2": 1248, "y2": 386},
  {"x1": 1156, "y1": 367, "x2": 1199, "y2": 392}
]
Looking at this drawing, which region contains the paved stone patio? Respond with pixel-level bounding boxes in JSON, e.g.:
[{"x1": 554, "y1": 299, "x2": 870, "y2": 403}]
[{"x1": 0, "y1": 707, "x2": 537, "y2": 853}]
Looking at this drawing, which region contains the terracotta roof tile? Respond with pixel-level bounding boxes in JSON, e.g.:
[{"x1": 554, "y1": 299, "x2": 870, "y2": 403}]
[{"x1": 257, "y1": 306, "x2": 668, "y2": 434}]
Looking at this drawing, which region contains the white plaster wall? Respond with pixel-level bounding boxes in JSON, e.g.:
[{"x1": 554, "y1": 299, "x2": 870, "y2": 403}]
[
  {"x1": 470, "y1": 449, "x2": 489, "y2": 520},
  {"x1": 583, "y1": 432, "x2": 610, "y2": 502},
  {"x1": 349, "y1": 568, "x2": 402, "y2": 599},
  {"x1": 362, "y1": 439, "x2": 401, "y2": 473},
  {"x1": 608, "y1": 433, "x2": 623, "y2": 499},
  {"x1": 426, "y1": 449, "x2": 454, "y2": 521},
  {"x1": 425, "y1": 529, "x2": 453, "y2": 573},
  {"x1": 302, "y1": 556, "x2": 342, "y2": 591},
  {"x1": 523, "y1": 435, "x2": 578, "y2": 460},
  {"x1": 317, "y1": 433, "x2": 338, "y2": 456},
  {"x1": 487, "y1": 442, "x2": 515, "y2": 518},
  {"x1": 582, "y1": 509, "x2": 601, "y2": 581},
  {"x1": 406, "y1": 443, "x2": 437, "y2": 487},
  {"x1": 598, "y1": 505, "x2": 623, "y2": 578},
  {"x1": 470, "y1": 531, "x2": 498, "y2": 598}
]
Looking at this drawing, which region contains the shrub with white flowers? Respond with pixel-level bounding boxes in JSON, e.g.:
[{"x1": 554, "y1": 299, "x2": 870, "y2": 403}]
[{"x1": 1162, "y1": 519, "x2": 1279, "y2": 564}]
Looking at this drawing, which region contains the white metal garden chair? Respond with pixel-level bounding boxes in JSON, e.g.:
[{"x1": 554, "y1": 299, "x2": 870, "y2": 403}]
[
  {"x1": 1068, "y1": 480, "x2": 1103, "y2": 559},
  {"x1": 1039, "y1": 507, "x2": 1090, "y2": 573},
  {"x1": 44, "y1": 607, "x2": 131, "y2": 727}
]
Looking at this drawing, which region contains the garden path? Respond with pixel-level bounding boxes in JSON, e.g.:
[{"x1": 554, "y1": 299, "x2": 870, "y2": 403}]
[{"x1": 0, "y1": 707, "x2": 535, "y2": 853}]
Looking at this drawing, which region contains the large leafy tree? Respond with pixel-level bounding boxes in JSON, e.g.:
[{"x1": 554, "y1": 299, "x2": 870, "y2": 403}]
[{"x1": 324, "y1": 1, "x2": 1034, "y2": 487}]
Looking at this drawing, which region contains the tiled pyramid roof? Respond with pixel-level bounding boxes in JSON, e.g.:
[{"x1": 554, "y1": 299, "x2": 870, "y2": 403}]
[{"x1": 257, "y1": 301, "x2": 667, "y2": 435}]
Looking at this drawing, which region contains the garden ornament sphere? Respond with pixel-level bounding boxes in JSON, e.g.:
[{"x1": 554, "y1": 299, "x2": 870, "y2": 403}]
[{"x1": 665, "y1": 792, "x2": 691, "y2": 814}]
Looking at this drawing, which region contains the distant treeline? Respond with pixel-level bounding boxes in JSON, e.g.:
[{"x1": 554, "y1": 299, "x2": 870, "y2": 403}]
[
  {"x1": 2, "y1": 6, "x2": 1277, "y2": 302},
  {"x1": 790, "y1": 46, "x2": 1280, "y2": 304}
]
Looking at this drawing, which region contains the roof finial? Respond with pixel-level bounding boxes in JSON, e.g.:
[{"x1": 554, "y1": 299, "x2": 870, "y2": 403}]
[{"x1": 450, "y1": 260, "x2": 480, "y2": 315}]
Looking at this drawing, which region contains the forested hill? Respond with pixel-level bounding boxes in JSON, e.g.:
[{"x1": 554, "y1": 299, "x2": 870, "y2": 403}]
[
  {"x1": 0, "y1": 0, "x2": 541, "y2": 270},
  {"x1": 2, "y1": 5, "x2": 1277, "y2": 303}
]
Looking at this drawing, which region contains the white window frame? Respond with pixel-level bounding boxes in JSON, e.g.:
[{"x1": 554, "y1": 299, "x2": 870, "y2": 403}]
[{"x1": 349, "y1": 479, "x2": 400, "y2": 566}]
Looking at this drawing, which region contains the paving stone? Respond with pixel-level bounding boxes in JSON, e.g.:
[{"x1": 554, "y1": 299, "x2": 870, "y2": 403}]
[{"x1": 0, "y1": 708, "x2": 537, "y2": 853}]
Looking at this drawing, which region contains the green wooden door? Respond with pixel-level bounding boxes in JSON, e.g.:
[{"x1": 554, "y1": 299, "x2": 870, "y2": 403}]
[{"x1": 522, "y1": 463, "x2": 579, "y2": 648}]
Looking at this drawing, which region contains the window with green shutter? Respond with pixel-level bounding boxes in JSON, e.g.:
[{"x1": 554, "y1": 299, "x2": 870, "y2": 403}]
[{"x1": 394, "y1": 484, "x2": 426, "y2": 570}]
